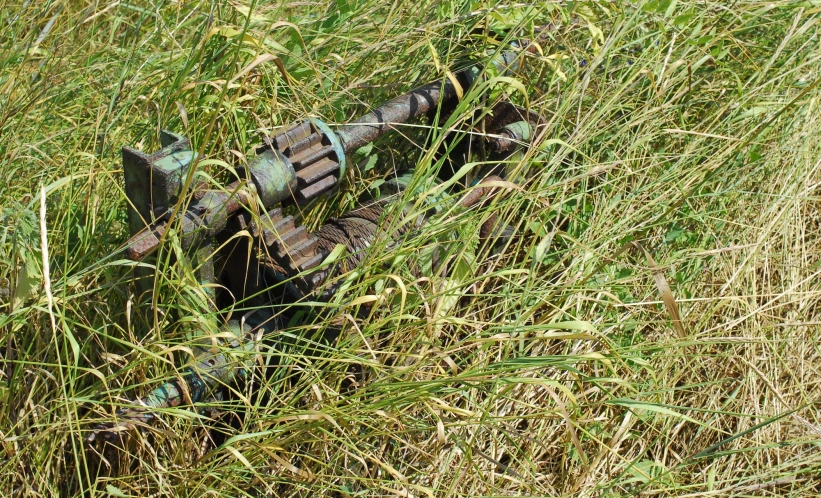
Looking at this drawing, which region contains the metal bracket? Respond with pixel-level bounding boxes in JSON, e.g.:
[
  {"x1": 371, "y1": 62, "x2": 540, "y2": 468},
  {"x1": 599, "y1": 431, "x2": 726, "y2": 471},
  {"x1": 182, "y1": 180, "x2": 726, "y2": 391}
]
[
  {"x1": 122, "y1": 131, "x2": 214, "y2": 302},
  {"x1": 122, "y1": 130, "x2": 196, "y2": 235}
]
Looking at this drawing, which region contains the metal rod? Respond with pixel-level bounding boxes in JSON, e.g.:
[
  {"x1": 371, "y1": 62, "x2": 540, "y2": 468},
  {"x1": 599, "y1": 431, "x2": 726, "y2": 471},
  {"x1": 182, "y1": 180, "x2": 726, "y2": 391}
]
[
  {"x1": 335, "y1": 41, "x2": 540, "y2": 152},
  {"x1": 122, "y1": 44, "x2": 535, "y2": 261},
  {"x1": 123, "y1": 180, "x2": 250, "y2": 260},
  {"x1": 337, "y1": 68, "x2": 476, "y2": 153}
]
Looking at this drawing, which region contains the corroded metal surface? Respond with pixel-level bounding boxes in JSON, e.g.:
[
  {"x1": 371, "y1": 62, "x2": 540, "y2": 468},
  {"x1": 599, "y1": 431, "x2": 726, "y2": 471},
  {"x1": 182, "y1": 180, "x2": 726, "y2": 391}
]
[
  {"x1": 123, "y1": 180, "x2": 252, "y2": 260},
  {"x1": 482, "y1": 102, "x2": 544, "y2": 153},
  {"x1": 87, "y1": 319, "x2": 265, "y2": 456},
  {"x1": 98, "y1": 37, "x2": 546, "y2": 471},
  {"x1": 122, "y1": 44, "x2": 540, "y2": 263},
  {"x1": 246, "y1": 148, "x2": 298, "y2": 206},
  {"x1": 122, "y1": 130, "x2": 193, "y2": 237},
  {"x1": 267, "y1": 119, "x2": 346, "y2": 203},
  {"x1": 336, "y1": 71, "x2": 475, "y2": 153}
]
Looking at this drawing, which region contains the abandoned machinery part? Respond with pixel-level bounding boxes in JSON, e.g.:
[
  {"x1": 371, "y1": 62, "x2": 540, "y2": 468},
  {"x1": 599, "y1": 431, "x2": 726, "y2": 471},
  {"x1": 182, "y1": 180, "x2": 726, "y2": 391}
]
[
  {"x1": 87, "y1": 174, "x2": 506, "y2": 452},
  {"x1": 91, "y1": 35, "x2": 548, "y2": 463},
  {"x1": 122, "y1": 40, "x2": 542, "y2": 263},
  {"x1": 86, "y1": 319, "x2": 262, "y2": 446},
  {"x1": 93, "y1": 157, "x2": 529, "y2": 460}
]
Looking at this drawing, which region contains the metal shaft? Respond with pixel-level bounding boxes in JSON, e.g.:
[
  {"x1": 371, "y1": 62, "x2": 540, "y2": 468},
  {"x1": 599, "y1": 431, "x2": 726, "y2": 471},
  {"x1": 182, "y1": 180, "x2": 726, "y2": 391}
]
[
  {"x1": 337, "y1": 69, "x2": 476, "y2": 153},
  {"x1": 335, "y1": 42, "x2": 536, "y2": 152},
  {"x1": 121, "y1": 45, "x2": 534, "y2": 263},
  {"x1": 124, "y1": 180, "x2": 251, "y2": 260}
]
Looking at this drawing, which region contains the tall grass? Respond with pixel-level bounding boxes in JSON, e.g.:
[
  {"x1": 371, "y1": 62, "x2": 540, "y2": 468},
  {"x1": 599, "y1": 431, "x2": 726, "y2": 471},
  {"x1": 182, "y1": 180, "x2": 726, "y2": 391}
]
[{"x1": 1, "y1": 0, "x2": 821, "y2": 496}]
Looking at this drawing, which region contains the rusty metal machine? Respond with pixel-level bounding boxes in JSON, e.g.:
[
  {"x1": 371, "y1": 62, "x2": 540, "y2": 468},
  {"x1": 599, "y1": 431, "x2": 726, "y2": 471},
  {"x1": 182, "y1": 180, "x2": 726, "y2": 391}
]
[{"x1": 86, "y1": 38, "x2": 545, "y2": 463}]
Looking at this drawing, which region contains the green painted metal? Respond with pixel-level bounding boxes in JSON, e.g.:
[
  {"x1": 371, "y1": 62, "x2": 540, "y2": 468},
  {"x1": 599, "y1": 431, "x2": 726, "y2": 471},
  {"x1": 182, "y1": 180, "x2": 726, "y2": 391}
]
[
  {"x1": 493, "y1": 42, "x2": 525, "y2": 74},
  {"x1": 103, "y1": 38, "x2": 545, "y2": 456},
  {"x1": 502, "y1": 120, "x2": 532, "y2": 142},
  {"x1": 123, "y1": 130, "x2": 198, "y2": 232},
  {"x1": 309, "y1": 118, "x2": 346, "y2": 179},
  {"x1": 193, "y1": 243, "x2": 217, "y2": 303},
  {"x1": 152, "y1": 149, "x2": 198, "y2": 204},
  {"x1": 246, "y1": 149, "x2": 297, "y2": 207},
  {"x1": 122, "y1": 131, "x2": 199, "y2": 300},
  {"x1": 140, "y1": 319, "x2": 260, "y2": 408}
]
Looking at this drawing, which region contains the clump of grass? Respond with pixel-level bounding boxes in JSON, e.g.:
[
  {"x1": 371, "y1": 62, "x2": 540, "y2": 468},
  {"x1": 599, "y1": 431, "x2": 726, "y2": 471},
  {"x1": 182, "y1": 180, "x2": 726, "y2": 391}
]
[{"x1": 2, "y1": 1, "x2": 821, "y2": 496}]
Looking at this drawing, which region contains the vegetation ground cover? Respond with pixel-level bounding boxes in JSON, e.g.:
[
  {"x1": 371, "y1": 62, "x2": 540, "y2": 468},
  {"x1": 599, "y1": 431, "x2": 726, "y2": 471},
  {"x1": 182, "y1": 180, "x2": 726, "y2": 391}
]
[{"x1": 1, "y1": 1, "x2": 821, "y2": 496}]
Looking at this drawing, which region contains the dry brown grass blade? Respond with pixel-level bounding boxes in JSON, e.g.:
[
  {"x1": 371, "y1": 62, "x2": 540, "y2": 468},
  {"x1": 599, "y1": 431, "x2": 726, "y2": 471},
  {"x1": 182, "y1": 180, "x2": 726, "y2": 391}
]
[{"x1": 633, "y1": 241, "x2": 686, "y2": 338}]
